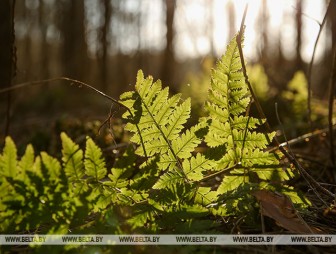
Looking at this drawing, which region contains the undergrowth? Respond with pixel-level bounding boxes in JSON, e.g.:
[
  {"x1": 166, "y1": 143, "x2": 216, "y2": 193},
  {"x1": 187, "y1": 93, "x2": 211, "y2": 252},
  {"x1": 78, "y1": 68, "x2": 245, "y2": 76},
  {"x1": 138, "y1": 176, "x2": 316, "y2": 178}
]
[{"x1": 0, "y1": 32, "x2": 316, "y2": 253}]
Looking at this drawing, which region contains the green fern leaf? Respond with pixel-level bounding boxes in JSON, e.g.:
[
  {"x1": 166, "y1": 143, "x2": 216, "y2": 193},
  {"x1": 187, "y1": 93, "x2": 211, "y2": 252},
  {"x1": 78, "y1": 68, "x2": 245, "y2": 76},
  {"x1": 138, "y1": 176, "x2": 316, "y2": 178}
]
[
  {"x1": 203, "y1": 32, "x2": 285, "y2": 194},
  {"x1": 18, "y1": 144, "x2": 34, "y2": 172},
  {"x1": 217, "y1": 175, "x2": 248, "y2": 194},
  {"x1": 153, "y1": 170, "x2": 185, "y2": 189},
  {"x1": 120, "y1": 70, "x2": 195, "y2": 180},
  {"x1": 194, "y1": 187, "x2": 217, "y2": 206},
  {"x1": 164, "y1": 98, "x2": 191, "y2": 140},
  {"x1": 217, "y1": 148, "x2": 239, "y2": 169},
  {"x1": 84, "y1": 137, "x2": 107, "y2": 181},
  {"x1": 108, "y1": 146, "x2": 136, "y2": 187},
  {"x1": 157, "y1": 152, "x2": 176, "y2": 171},
  {"x1": 0, "y1": 137, "x2": 17, "y2": 178},
  {"x1": 232, "y1": 130, "x2": 276, "y2": 149},
  {"x1": 41, "y1": 152, "x2": 61, "y2": 180},
  {"x1": 61, "y1": 132, "x2": 84, "y2": 182},
  {"x1": 231, "y1": 116, "x2": 264, "y2": 130},
  {"x1": 240, "y1": 148, "x2": 278, "y2": 167},
  {"x1": 127, "y1": 209, "x2": 156, "y2": 230},
  {"x1": 172, "y1": 123, "x2": 205, "y2": 159},
  {"x1": 183, "y1": 154, "x2": 217, "y2": 181}
]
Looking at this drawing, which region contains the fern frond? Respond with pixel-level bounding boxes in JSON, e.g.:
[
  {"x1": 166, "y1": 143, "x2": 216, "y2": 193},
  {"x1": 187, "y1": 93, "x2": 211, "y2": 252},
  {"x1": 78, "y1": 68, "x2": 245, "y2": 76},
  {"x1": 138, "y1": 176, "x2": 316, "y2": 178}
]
[
  {"x1": 164, "y1": 98, "x2": 191, "y2": 140},
  {"x1": 152, "y1": 170, "x2": 185, "y2": 189},
  {"x1": 217, "y1": 175, "x2": 248, "y2": 194},
  {"x1": 41, "y1": 152, "x2": 61, "y2": 180},
  {"x1": 193, "y1": 187, "x2": 217, "y2": 206},
  {"x1": 120, "y1": 70, "x2": 196, "y2": 181},
  {"x1": 18, "y1": 144, "x2": 35, "y2": 173},
  {"x1": 172, "y1": 122, "x2": 206, "y2": 159},
  {"x1": 127, "y1": 208, "x2": 156, "y2": 230},
  {"x1": 183, "y1": 154, "x2": 217, "y2": 181},
  {"x1": 108, "y1": 146, "x2": 136, "y2": 188},
  {"x1": 204, "y1": 32, "x2": 283, "y2": 192},
  {"x1": 61, "y1": 132, "x2": 84, "y2": 182},
  {"x1": 231, "y1": 116, "x2": 264, "y2": 130},
  {"x1": 232, "y1": 130, "x2": 276, "y2": 149},
  {"x1": 0, "y1": 137, "x2": 17, "y2": 177},
  {"x1": 241, "y1": 148, "x2": 278, "y2": 167},
  {"x1": 84, "y1": 137, "x2": 107, "y2": 182},
  {"x1": 217, "y1": 148, "x2": 239, "y2": 169}
]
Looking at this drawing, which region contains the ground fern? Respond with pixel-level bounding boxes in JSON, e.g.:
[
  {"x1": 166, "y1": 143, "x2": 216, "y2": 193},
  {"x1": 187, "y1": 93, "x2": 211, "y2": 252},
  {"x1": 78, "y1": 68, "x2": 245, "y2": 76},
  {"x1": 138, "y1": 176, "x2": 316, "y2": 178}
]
[{"x1": 0, "y1": 32, "x2": 309, "y2": 238}]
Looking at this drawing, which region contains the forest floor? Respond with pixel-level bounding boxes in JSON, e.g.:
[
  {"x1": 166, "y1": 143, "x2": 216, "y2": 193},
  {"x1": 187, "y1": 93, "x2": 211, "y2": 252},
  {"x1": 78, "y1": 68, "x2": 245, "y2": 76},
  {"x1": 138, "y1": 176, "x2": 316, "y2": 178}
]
[{"x1": 1, "y1": 87, "x2": 336, "y2": 254}]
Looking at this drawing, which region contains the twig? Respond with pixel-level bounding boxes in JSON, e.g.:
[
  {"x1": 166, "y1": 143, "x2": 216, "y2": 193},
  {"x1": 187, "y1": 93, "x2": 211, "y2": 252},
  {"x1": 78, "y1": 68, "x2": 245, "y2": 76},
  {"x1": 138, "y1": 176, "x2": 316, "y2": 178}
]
[
  {"x1": 2, "y1": 78, "x2": 119, "y2": 108},
  {"x1": 0, "y1": 77, "x2": 123, "y2": 108},
  {"x1": 307, "y1": 0, "x2": 334, "y2": 129},
  {"x1": 268, "y1": 127, "x2": 332, "y2": 153},
  {"x1": 328, "y1": 49, "x2": 336, "y2": 166},
  {"x1": 279, "y1": 145, "x2": 335, "y2": 200},
  {"x1": 98, "y1": 103, "x2": 120, "y2": 147}
]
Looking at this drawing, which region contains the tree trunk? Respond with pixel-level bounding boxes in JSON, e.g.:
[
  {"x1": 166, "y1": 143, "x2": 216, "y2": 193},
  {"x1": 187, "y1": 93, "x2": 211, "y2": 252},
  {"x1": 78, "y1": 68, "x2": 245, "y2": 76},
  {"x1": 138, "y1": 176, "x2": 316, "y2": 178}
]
[
  {"x1": 161, "y1": 0, "x2": 176, "y2": 86},
  {"x1": 99, "y1": 0, "x2": 112, "y2": 92},
  {"x1": 227, "y1": 0, "x2": 236, "y2": 42},
  {"x1": 295, "y1": 0, "x2": 303, "y2": 70},
  {"x1": 0, "y1": 0, "x2": 15, "y2": 89},
  {"x1": 0, "y1": 0, "x2": 16, "y2": 136},
  {"x1": 330, "y1": 0, "x2": 336, "y2": 53},
  {"x1": 260, "y1": 0, "x2": 269, "y2": 62},
  {"x1": 60, "y1": 0, "x2": 88, "y2": 80}
]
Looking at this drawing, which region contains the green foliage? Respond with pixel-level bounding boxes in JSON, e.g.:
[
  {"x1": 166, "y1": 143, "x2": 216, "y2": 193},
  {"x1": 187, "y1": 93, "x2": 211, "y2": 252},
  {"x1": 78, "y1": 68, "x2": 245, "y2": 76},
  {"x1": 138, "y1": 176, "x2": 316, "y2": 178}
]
[
  {"x1": 116, "y1": 32, "x2": 305, "y2": 222},
  {"x1": 0, "y1": 136, "x2": 87, "y2": 234},
  {"x1": 247, "y1": 64, "x2": 270, "y2": 100},
  {"x1": 0, "y1": 32, "x2": 309, "y2": 252},
  {"x1": 181, "y1": 57, "x2": 214, "y2": 117},
  {"x1": 282, "y1": 71, "x2": 308, "y2": 118}
]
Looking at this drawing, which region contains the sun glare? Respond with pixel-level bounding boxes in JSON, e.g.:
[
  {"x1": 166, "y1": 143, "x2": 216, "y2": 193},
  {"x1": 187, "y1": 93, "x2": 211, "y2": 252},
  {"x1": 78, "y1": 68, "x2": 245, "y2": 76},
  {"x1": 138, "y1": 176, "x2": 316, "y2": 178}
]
[{"x1": 175, "y1": 0, "x2": 326, "y2": 62}]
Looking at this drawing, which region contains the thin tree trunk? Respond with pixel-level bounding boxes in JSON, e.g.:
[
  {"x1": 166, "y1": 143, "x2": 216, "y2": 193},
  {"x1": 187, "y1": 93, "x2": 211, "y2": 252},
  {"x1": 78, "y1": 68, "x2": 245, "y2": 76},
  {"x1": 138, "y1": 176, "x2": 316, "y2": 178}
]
[
  {"x1": 161, "y1": 0, "x2": 176, "y2": 86},
  {"x1": 61, "y1": 0, "x2": 87, "y2": 79},
  {"x1": 0, "y1": 0, "x2": 16, "y2": 136},
  {"x1": 39, "y1": 0, "x2": 49, "y2": 79},
  {"x1": 227, "y1": 0, "x2": 236, "y2": 42},
  {"x1": 330, "y1": 0, "x2": 336, "y2": 54},
  {"x1": 260, "y1": 0, "x2": 269, "y2": 62},
  {"x1": 295, "y1": 0, "x2": 303, "y2": 70},
  {"x1": 99, "y1": 0, "x2": 112, "y2": 92}
]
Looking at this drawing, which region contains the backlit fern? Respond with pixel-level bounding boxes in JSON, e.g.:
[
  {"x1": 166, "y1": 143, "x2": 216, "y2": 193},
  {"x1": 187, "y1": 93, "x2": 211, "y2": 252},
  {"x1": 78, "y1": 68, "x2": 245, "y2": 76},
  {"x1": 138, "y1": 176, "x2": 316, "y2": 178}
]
[{"x1": 0, "y1": 32, "x2": 308, "y2": 238}]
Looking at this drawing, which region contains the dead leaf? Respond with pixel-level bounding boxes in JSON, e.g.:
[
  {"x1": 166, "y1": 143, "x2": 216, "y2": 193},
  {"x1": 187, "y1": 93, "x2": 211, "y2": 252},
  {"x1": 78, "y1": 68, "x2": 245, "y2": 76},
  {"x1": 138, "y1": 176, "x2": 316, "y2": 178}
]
[{"x1": 253, "y1": 189, "x2": 320, "y2": 233}]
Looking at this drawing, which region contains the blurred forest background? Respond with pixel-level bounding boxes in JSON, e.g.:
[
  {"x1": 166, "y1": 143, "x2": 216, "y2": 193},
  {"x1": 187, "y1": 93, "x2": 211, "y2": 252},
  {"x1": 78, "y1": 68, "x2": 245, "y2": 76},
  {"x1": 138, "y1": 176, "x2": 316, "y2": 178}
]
[{"x1": 1, "y1": 0, "x2": 336, "y2": 150}]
